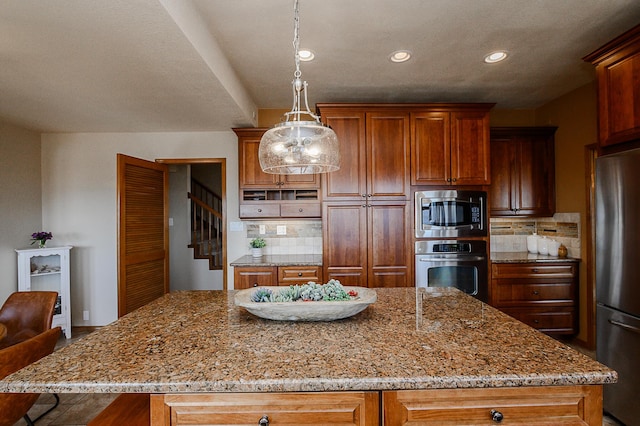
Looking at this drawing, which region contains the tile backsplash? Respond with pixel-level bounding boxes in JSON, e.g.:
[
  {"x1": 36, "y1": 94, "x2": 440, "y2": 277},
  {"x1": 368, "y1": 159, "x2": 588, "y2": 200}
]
[
  {"x1": 244, "y1": 220, "x2": 322, "y2": 255},
  {"x1": 490, "y1": 213, "x2": 581, "y2": 258}
]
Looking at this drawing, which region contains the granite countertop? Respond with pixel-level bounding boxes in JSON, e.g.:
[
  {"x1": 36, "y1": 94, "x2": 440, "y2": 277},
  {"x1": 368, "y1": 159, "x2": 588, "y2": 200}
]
[
  {"x1": 491, "y1": 251, "x2": 581, "y2": 263},
  {"x1": 230, "y1": 254, "x2": 322, "y2": 267},
  {"x1": 0, "y1": 288, "x2": 615, "y2": 394}
]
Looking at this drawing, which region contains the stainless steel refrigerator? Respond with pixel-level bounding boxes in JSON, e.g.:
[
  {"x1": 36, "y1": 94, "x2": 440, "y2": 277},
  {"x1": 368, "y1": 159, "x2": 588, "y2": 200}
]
[{"x1": 596, "y1": 148, "x2": 640, "y2": 426}]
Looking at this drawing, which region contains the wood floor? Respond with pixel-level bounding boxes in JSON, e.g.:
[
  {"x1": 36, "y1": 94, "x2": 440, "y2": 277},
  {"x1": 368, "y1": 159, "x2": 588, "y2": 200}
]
[{"x1": 12, "y1": 331, "x2": 627, "y2": 426}]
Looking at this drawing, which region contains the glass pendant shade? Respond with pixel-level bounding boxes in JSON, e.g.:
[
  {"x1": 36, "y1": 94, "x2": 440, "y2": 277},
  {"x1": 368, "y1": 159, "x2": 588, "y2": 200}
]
[{"x1": 259, "y1": 119, "x2": 340, "y2": 174}]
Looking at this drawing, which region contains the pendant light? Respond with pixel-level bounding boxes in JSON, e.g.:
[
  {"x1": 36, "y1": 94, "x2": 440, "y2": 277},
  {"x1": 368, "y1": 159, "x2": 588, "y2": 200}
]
[{"x1": 258, "y1": 0, "x2": 340, "y2": 175}]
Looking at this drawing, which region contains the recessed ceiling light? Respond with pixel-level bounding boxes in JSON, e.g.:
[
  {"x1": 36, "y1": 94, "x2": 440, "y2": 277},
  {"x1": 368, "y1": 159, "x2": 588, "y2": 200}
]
[
  {"x1": 484, "y1": 51, "x2": 508, "y2": 64},
  {"x1": 389, "y1": 50, "x2": 412, "y2": 63},
  {"x1": 298, "y1": 49, "x2": 315, "y2": 61}
]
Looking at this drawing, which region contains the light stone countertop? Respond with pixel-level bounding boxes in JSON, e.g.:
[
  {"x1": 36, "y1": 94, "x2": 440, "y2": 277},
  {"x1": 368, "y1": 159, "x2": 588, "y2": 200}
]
[
  {"x1": 0, "y1": 288, "x2": 615, "y2": 394},
  {"x1": 230, "y1": 254, "x2": 322, "y2": 267},
  {"x1": 491, "y1": 251, "x2": 581, "y2": 263}
]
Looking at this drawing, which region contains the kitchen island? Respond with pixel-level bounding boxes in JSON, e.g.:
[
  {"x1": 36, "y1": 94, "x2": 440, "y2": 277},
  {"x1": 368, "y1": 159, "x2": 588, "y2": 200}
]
[{"x1": 0, "y1": 288, "x2": 615, "y2": 425}]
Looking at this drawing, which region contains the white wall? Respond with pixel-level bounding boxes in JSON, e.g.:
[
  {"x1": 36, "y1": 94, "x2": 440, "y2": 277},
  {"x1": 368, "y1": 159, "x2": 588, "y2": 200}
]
[
  {"x1": 41, "y1": 131, "x2": 245, "y2": 326},
  {"x1": 0, "y1": 121, "x2": 42, "y2": 305}
]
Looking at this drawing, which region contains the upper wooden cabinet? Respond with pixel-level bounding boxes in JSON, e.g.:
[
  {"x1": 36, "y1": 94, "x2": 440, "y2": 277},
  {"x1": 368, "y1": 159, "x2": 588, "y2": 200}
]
[
  {"x1": 583, "y1": 24, "x2": 640, "y2": 149},
  {"x1": 411, "y1": 107, "x2": 493, "y2": 186},
  {"x1": 317, "y1": 105, "x2": 410, "y2": 201},
  {"x1": 490, "y1": 127, "x2": 556, "y2": 217},
  {"x1": 234, "y1": 128, "x2": 321, "y2": 219}
]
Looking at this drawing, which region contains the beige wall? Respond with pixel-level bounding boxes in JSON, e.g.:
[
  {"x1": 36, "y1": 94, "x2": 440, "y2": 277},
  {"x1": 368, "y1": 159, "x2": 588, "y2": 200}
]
[{"x1": 0, "y1": 121, "x2": 42, "y2": 305}]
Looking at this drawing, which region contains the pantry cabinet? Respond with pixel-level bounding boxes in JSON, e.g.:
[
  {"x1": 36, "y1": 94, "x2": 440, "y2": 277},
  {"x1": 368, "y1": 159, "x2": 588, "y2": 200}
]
[
  {"x1": 234, "y1": 128, "x2": 321, "y2": 218},
  {"x1": 490, "y1": 127, "x2": 556, "y2": 217},
  {"x1": 583, "y1": 24, "x2": 640, "y2": 149},
  {"x1": 490, "y1": 261, "x2": 578, "y2": 335},
  {"x1": 411, "y1": 107, "x2": 492, "y2": 186},
  {"x1": 16, "y1": 246, "x2": 72, "y2": 338}
]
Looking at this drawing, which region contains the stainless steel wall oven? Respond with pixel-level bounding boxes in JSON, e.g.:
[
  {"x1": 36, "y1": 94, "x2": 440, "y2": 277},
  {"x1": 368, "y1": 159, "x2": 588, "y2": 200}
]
[{"x1": 415, "y1": 240, "x2": 488, "y2": 302}]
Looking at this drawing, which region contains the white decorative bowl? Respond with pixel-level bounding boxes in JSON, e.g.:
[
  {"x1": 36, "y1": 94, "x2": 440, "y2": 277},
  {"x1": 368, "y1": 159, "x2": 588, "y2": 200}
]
[{"x1": 234, "y1": 286, "x2": 376, "y2": 321}]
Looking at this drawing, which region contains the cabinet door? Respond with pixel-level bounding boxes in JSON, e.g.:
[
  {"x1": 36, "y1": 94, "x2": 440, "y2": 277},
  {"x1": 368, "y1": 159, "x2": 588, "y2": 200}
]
[
  {"x1": 366, "y1": 111, "x2": 410, "y2": 199},
  {"x1": 233, "y1": 266, "x2": 277, "y2": 289},
  {"x1": 237, "y1": 134, "x2": 279, "y2": 188},
  {"x1": 152, "y1": 391, "x2": 379, "y2": 426},
  {"x1": 320, "y1": 110, "x2": 367, "y2": 200},
  {"x1": 411, "y1": 112, "x2": 450, "y2": 185},
  {"x1": 368, "y1": 202, "x2": 412, "y2": 288},
  {"x1": 450, "y1": 111, "x2": 491, "y2": 185},
  {"x1": 515, "y1": 134, "x2": 555, "y2": 216},
  {"x1": 323, "y1": 202, "x2": 368, "y2": 286},
  {"x1": 489, "y1": 137, "x2": 517, "y2": 216}
]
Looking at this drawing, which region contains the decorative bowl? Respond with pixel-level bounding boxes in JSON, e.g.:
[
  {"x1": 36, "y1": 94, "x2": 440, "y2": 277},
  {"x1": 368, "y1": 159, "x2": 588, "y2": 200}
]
[{"x1": 234, "y1": 286, "x2": 376, "y2": 321}]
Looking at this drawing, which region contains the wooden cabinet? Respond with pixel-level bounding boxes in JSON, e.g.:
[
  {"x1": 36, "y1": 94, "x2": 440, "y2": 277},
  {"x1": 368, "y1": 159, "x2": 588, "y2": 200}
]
[
  {"x1": 151, "y1": 391, "x2": 379, "y2": 426},
  {"x1": 411, "y1": 107, "x2": 492, "y2": 186},
  {"x1": 16, "y1": 246, "x2": 72, "y2": 339},
  {"x1": 323, "y1": 201, "x2": 411, "y2": 288},
  {"x1": 234, "y1": 265, "x2": 322, "y2": 289},
  {"x1": 490, "y1": 127, "x2": 556, "y2": 217},
  {"x1": 234, "y1": 128, "x2": 320, "y2": 218},
  {"x1": 383, "y1": 385, "x2": 602, "y2": 425},
  {"x1": 491, "y1": 262, "x2": 578, "y2": 335},
  {"x1": 583, "y1": 24, "x2": 640, "y2": 149}
]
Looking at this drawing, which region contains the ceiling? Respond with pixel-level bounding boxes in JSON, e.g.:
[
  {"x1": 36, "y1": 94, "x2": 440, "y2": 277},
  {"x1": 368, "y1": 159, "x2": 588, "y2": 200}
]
[{"x1": 1, "y1": 0, "x2": 640, "y2": 133}]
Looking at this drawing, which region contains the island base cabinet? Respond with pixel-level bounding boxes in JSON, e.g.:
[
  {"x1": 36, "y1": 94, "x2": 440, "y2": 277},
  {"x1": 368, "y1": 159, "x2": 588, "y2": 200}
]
[
  {"x1": 383, "y1": 386, "x2": 602, "y2": 425},
  {"x1": 151, "y1": 391, "x2": 379, "y2": 426}
]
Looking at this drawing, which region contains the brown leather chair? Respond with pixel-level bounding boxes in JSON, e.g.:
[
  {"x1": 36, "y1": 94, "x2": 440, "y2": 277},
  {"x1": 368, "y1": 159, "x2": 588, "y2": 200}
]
[
  {"x1": 0, "y1": 326, "x2": 61, "y2": 426},
  {"x1": 0, "y1": 291, "x2": 58, "y2": 350}
]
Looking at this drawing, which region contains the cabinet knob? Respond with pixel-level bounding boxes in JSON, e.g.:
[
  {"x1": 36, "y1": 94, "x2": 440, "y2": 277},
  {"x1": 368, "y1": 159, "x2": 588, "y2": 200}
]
[
  {"x1": 452, "y1": 178, "x2": 457, "y2": 182},
  {"x1": 298, "y1": 272, "x2": 303, "y2": 277},
  {"x1": 298, "y1": 208, "x2": 303, "y2": 212},
  {"x1": 490, "y1": 409, "x2": 504, "y2": 422},
  {"x1": 446, "y1": 178, "x2": 452, "y2": 182},
  {"x1": 253, "y1": 283, "x2": 258, "y2": 287},
  {"x1": 533, "y1": 319, "x2": 540, "y2": 324},
  {"x1": 532, "y1": 290, "x2": 539, "y2": 295},
  {"x1": 532, "y1": 268, "x2": 539, "y2": 273},
  {"x1": 258, "y1": 415, "x2": 269, "y2": 425},
  {"x1": 361, "y1": 194, "x2": 367, "y2": 198},
  {"x1": 257, "y1": 208, "x2": 262, "y2": 213}
]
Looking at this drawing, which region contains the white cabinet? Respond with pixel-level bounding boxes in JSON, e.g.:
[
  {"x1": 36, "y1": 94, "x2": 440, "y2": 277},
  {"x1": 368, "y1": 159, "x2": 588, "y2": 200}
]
[{"x1": 16, "y1": 246, "x2": 72, "y2": 338}]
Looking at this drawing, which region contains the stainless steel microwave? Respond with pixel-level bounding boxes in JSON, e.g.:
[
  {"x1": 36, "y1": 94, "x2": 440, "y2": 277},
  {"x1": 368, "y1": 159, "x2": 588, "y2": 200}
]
[{"x1": 415, "y1": 190, "x2": 487, "y2": 238}]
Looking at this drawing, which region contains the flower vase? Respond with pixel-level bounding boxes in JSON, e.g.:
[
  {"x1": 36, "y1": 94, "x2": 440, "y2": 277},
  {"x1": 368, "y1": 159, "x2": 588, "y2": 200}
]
[
  {"x1": 251, "y1": 247, "x2": 263, "y2": 257},
  {"x1": 38, "y1": 241, "x2": 46, "y2": 249}
]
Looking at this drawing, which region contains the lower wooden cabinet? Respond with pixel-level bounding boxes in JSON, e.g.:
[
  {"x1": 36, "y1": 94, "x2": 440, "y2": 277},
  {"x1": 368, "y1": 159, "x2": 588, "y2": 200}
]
[
  {"x1": 383, "y1": 386, "x2": 602, "y2": 425},
  {"x1": 234, "y1": 265, "x2": 322, "y2": 289},
  {"x1": 151, "y1": 391, "x2": 379, "y2": 426},
  {"x1": 490, "y1": 262, "x2": 578, "y2": 335},
  {"x1": 149, "y1": 385, "x2": 603, "y2": 426}
]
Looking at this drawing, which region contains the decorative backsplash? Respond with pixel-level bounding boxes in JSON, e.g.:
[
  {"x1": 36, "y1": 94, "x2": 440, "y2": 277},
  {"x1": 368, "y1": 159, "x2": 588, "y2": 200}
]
[
  {"x1": 490, "y1": 213, "x2": 581, "y2": 258},
  {"x1": 244, "y1": 220, "x2": 322, "y2": 255}
]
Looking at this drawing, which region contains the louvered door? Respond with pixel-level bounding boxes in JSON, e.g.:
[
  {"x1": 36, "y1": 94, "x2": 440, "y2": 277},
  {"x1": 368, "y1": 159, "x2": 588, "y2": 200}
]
[{"x1": 117, "y1": 154, "x2": 169, "y2": 317}]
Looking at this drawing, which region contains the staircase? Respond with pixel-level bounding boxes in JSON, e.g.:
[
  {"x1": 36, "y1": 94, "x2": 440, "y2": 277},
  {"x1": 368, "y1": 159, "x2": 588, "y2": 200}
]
[{"x1": 188, "y1": 178, "x2": 223, "y2": 270}]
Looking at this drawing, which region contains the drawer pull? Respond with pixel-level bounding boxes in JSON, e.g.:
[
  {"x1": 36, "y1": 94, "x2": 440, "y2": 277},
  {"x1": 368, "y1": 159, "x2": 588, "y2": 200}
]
[
  {"x1": 257, "y1": 208, "x2": 262, "y2": 213},
  {"x1": 253, "y1": 283, "x2": 259, "y2": 287},
  {"x1": 298, "y1": 208, "x2": 303, "y2": 212},
  {"x1": 490, "y1": 409, "x2": 504, "y2": 422},
  {"x1": 259, "y1": 414, "x2": 269, "y2": 425},
  {"x1": 298, "y1": 272, "x2": 303, "y2": 277},
  {"x1": 532, "y1": 268, "x2": 539, "y2": 273},
  {"x1": 532, "y1": 290, "x2": 539, "y2": 295},
  {"x1": 609, "y1": 319, "x2": 640, "y2": 334},
  {"x1": 533, "y1": 319, "x2": 540, "y2": 324}
]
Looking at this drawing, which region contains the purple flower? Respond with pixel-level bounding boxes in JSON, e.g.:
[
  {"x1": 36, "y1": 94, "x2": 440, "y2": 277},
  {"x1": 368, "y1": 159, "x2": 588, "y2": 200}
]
[{"x1": 30, "y1": 231, "x2": 53, "y2": 245}]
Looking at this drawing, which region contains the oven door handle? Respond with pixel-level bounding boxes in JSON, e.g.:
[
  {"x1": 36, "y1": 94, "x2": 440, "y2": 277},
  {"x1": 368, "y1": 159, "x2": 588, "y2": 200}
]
[{"x1": 417, "y1": 256, "x2": 486, "y2": 262}]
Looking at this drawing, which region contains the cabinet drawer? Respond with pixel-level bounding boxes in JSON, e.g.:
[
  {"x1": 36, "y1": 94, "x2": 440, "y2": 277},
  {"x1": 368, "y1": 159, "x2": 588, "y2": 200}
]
[
  {"x1": 233, "y1": 266, "x2": 277, "y2": 289},
  {"x1": 492, "y1": 263, "x2": 575, "y2": 279},
  {"x1": 280, "y1": 203, "x2": 321, "y2": 217},
  {"x1": 383, "y1": 385, "x2": 601, "y2": 425},
  {"x1": 152, "y1": 391, "x2": 378, "y2": 426},
  {"x1": 501, "y1": 307, "x2": 576, "y2": 333},
  {"x1": 495, "y1": 282, "x2": 574, "y2": 306},
  {"x1": 279, "y1": 266, "x2": 322, "y2": 285},
  {"x1": 239, "y1": 204, "x2": 280, "y2": 218}
]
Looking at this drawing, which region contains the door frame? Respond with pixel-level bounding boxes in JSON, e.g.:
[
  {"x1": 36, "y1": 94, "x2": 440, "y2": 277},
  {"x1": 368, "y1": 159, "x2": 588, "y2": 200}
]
[
  {"x1": 156, "y1": 158, "x2": 228, "y2": 290},
  {"x1": 584, "y1": 144, "x2": 598, "y2": 349}
]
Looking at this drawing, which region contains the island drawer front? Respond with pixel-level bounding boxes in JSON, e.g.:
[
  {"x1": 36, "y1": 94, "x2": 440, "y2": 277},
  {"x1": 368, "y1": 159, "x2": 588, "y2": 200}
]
[
  {"x1": 492, "y1": 263, "x2": 576, "y2": 279},
  {"x1": 278, "y1": 266, "x2": 322, "y2": 285},
  {"x1": 500, "y1": 307, "x2": 576, "y2": 333},
  {"x1": 383, "y1": 385, "x2": 602, "y2": 425},
  {"x1": 233, "y1": 266, "x2": 278, "y2": 288},
  {"x1": 494, "y1": 282, "x2": 575, "y2": 306},
  {"x1": 239, "y1": 204, "x2": 280, "y2": 218},
  {"x1": 280, "y1": 202, "x2": 321, "y2": 217},
  {"x1": 151, "y1": 391, "x2": 379, "y2": 426}
]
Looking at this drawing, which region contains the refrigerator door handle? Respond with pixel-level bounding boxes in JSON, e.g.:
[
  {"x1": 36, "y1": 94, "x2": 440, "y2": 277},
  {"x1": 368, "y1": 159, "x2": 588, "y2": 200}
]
[{"x1": 609, "y1": 319, "x2": 640, "y2": 334}]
